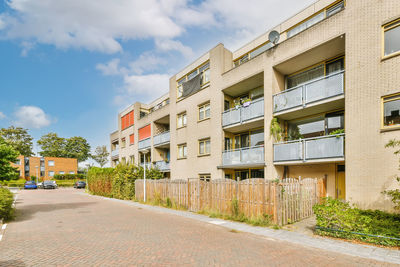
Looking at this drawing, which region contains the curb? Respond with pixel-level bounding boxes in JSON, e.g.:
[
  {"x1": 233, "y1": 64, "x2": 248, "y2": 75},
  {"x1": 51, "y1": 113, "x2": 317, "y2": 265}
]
[{"x1": 82, "y1": 192, "x2": 400, "y2": 265}]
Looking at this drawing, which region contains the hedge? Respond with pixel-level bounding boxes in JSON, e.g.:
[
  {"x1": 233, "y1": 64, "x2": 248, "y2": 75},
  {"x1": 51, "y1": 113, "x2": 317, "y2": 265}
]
[
  {"x1": 2, "y1": 179, "x2": 26, "y2": 188},
  {"x1": 53, "y1": 174, "x2": 86, "y2": 180},
  {"x1": 0, "y1": 187, "x2": 14, "y2": 221},
  {"x1": 313, "y1": 197, "x2": 400, "y2": 247},
  {"x1": 87, "y1": 165, "x2": 163, "y2": 200}
]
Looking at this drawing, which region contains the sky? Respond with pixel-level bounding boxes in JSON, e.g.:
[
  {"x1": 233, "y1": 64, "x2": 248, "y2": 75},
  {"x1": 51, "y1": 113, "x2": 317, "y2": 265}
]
[{"x1": 0, "y1": 0, "x2": 315, "y2": 166}]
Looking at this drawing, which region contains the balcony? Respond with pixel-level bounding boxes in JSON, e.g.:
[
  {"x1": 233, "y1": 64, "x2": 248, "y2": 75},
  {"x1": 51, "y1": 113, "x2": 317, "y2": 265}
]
[
  {"x1": 111, "y1": 149, "x2": 119, "y2": 159},
  {"x1": 138, "y1": 138, "x2": 151, "y2": 150},
  {"x1": 154, "y1": 161, "x2": 170, "y2": 172},
  {"x1": 222, "y1": 98, "x2": 264, "y2": 133},
  {"x1": 153, "y1": 131, "x2": 170, "y2": 148},
  {"x1": 273, "y1": 71, "x2": 344, "y2": 120},
  {"x1": 273, "y1": 134, "x2": 345, "y2": 165},
  {"x1": 220, "y1": 145, "x2": 264, "y2": 169}
]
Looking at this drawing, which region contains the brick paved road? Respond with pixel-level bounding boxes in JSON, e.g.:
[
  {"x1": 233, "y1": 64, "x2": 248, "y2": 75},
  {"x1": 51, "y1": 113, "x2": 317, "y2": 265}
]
[{"x1": 0, "y1": 189, "x2": 397, "y2": 266}]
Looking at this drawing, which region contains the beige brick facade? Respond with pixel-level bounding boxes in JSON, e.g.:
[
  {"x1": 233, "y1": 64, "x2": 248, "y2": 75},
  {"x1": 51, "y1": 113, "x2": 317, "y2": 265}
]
[{"x1": 110, "y1": 0, "x2": 400, "y2": 210}]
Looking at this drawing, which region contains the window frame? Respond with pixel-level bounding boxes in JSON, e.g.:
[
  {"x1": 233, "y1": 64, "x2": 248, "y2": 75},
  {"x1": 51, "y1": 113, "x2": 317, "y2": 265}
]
[
  {"x1": 177, "y1": 112, "x2": 187, "y2": 129},
  {"x1": 48, "y1": 160, "x2": 55, "y2": 167},
  {"x1": 199, "y1": 173, "x2": 211, "y2": 181},
  {"x1": 198, "y1": 138, "x2": 211, "y2": 156},
  {"x1": 382, "y1": 93, "x2": 400, "y2": 130},
  {"x1": 198, "y1": 102, "x2": 211, "y2": 121},
  {"x1": 48, "y1": 171, "x2": 55, "y2": 177},
  {"x1": 177, "y1": 143, "x2": 187, "y2": 159},
  {"x1": 176, "y1": 61, "x2": 210, "y2": 101},
  {"x1": 382, "y1": 18, "x2": 400, "y2": 60}
]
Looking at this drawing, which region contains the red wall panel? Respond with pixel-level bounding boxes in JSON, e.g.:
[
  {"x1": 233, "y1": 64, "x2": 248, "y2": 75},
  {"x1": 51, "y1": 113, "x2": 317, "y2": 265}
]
[
  {"x1": 121, "y1": 111, "x2": 134, "y2": 130},
  {"x1": 138, "y1": 125, "x2": 151, "y2": 140},
  {"x1": 129, "y1": 134, "x2": 134, "y2": 144}
]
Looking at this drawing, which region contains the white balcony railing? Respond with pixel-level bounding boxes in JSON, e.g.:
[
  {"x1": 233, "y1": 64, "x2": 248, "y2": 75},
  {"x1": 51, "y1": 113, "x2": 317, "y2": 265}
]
[
  {"x1": 222, "y1": 145, "x2": 264, "y2": 166},
  {"x1": 153, "y1": 131, "x2": 170, "y2": 146},
  {"x1": 154, "y1": 161, "x2": 170, "y2": 171},
  {"x1": 273, "y1": 71, "x2": 344, "y2": 113},
  {"x1": 138, "y1": 137, "x2": 151, "y2": 150},
  {"x1": 273, "y1": 134, "x2": 345, "y2": 162},
  {"x1": 111, "y1": 149, "x2": 119, "y2": 158},
  {"x1": 222, "y1": 98, "x2": 264, "y2": 127}
]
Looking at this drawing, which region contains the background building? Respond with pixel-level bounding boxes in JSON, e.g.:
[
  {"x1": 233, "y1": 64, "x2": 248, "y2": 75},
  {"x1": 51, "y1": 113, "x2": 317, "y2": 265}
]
[{"x1": 110, "y1": 0, "x2": 400, "y2": 211}]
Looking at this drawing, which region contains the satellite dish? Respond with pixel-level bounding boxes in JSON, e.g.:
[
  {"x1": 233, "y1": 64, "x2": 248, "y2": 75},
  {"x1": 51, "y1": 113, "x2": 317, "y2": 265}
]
[{"x1": 268, "y1": 30, "x2": 280, "y2": 45}]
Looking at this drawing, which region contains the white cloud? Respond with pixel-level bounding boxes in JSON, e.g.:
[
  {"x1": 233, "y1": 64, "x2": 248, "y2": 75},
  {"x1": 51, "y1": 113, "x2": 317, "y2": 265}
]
[
  {"x1": 155, "y1": 39, "x2": 194, "y2": 58},
  {"x1": 0, "y1": 111, "x2": 6, "y2": 119},
  {"x1": 96, "y1": 58, "x2": 123, "y2": 76},
  {"x1": 14, "y1": 106, "x2": 52, "y2": 129}
]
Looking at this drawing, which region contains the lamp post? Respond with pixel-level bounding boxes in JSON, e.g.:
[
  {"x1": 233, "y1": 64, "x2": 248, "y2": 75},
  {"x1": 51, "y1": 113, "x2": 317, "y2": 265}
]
[{"x1": 35, "y1": 166, "x2": 39, "y2": 184}]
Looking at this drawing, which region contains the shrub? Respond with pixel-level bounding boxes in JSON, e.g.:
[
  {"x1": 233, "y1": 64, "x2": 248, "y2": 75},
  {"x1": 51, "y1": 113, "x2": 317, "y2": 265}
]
[
  {"x1": 0, "y1": 187, "x2": 14, "y2": 221},
  {"x1": 87, "y1": 167, "x2": 114, "y2": 197},
  {"x1": 54, "y1": 173, "x2": 86, "y2": 180},
  {"x1": 313, "y1": 197, "x2": 400, "y2": 246},
  {"x1": 54, "y1": 180, "x2": 76, "y2": 187},
  {"x1": 6, "y1": 179, "x2": 26, "y2": 188}
]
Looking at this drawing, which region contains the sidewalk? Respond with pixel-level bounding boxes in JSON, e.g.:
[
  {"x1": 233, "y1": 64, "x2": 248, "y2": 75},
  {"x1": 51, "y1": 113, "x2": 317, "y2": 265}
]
[{"x1": 83, "y1": 192, "x2": 400, "y2": 265}]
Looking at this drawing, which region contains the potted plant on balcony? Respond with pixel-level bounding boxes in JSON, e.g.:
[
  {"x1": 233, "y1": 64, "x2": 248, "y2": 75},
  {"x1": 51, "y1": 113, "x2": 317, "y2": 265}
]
[
  {"x1": 270, "y1": 118, "x2": 283, "y2": 142},
  {"x1": 329, "y1": 129, "x2": 345, "y2": 138}
]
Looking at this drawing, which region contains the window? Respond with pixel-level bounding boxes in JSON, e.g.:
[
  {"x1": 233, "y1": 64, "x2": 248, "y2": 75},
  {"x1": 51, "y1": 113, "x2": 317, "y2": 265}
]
[
  {"x1": 198, "y1": 102, "x2": 210, "y2": 121},
  {"x1": 234, "y1": 42, "x2": 272, "y2": 67},
  {"x1": 178, "y1": 144, "x2": 187, "y2": 159},
  {"x1": 48, "y1": 160, "x2": 54, "y2": 167},
  {"x1": 121, "y1": 110, "x2": 134, "y2": 130},
  {"x1": 224, "y1": 100, "x2": 230, "y2": 111},
  {"x1": 251, "y1": 169, "x2": 264, "y2": 179},
  {"x1": 198, "y1": 138, "x2": 211, "y2": 156},
  {"x1": 69, "y1": 171, "x2": 75, "y2": 174},
  {"x1": 177, "y1": 112, "x2": 187, "y2": 128},
  {"x1": 129, "y1": 134, "x2": 134, "y2": 145},
  {"x1": 49, "y1": 171, "x2": 54, "y2": 177},
  {"x1": 59, "y1": 171, "x2": 65, "y2": 175},
  {"x1": 287, "y1": 12, "x2": 324, "y2": 38},
  {"x1": 130, "y1": 155, "x2": 135, "y2": 165},
  {"x1": 383, "y1": 19, "x2": 400, "y2": 57},
  {"x1": 326, "y1": 1, "x2": 345, "y2": 17},
  {"x1": 121, "y1": 138, "x2": 126, "y2": 148},
  {"x1": 224, "y1": 137, "x2": 232, "y2": 151},
  {"x1": 15, "y1": 159, "x2": 21, "y2": 165},
  {"x1": 199, "y1": 173, "x2": 211, "y2": 181},
  {"x1": 176, "y1": 61, "x2": 210, "y2": 99},
  {"x1": 383, "y1": 93, "x2": 400, "y2": 128}
]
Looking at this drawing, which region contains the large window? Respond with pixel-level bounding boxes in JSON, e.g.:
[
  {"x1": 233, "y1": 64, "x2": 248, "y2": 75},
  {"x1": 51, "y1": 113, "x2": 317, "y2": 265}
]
[
  {"x1": 48, "y1": 160, "x2": 54, "y2": 167},
  {"x1": 177, "y1": 112, "x2": 187, "y2": 128},
  {"x1": 384, "y1": 19, "x2": 400, "y2": 58},
  {"x1": 383, "y1": 94, "x2": 400, "y2": 128},
  {"x1": 48, "y1": 171, "x2": 54, "y2": 177},
  {"x1": 177, "y1": 61, "x2": 210, "y2": 99},
  {"x1": 198, "y1": 102, "x2": 210, "y2": 121},
  {"x1": 198, "y1": 138, "x2": 211, "y2": 156},
  {"x1": 178, "y1": 144, "x2": 187, "y2": 159}
]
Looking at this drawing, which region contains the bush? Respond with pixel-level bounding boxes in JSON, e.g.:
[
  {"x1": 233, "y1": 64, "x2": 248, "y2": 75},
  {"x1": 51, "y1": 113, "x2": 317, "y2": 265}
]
[
  {"x1": 313, "y1": 197, "x2": 400, "y2": 246},
  {"x1": 53, "y1": 173, "x2": 86, "y2": 180},
  {"x1": 87, "y1": 167, "x2": 114, "y2": 197},
  {"x1": 0, "y1": 187, "x2": 14, "y2": 221},
  {"x1": 54, "y1": 180, "x2": 76, "y2": 187},
  {"x1": 6, "y1": 179, "x2": 26, "y2": 188}
]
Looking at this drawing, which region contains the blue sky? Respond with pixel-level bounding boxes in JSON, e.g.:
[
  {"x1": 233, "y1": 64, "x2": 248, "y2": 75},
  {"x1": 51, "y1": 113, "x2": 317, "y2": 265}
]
[{"x1": 0, "y1": 0, "x2": 314, "y2": 165}]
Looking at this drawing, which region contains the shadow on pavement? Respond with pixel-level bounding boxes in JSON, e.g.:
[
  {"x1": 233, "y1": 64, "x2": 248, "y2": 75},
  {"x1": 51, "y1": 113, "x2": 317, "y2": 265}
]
[
  {"x1": 14, "y1": 202, "x2": 96, "y2": 223},
  {"x1": 0, "y1": 260, "x2": 26, "y2": 267}
]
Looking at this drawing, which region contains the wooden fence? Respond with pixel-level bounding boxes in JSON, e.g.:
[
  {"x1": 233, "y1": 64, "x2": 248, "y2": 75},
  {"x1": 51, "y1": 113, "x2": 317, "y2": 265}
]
[{"x1": 135, "y1": 178, "x2": 325, "y2": 226}]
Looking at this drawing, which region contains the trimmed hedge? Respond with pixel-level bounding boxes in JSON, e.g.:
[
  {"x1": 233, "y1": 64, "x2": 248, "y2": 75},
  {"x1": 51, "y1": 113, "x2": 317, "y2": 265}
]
[
  {"x1": 87, "y1": 165, "x2": 163, "y2": 200},
  {"x1": 0, "y1": 187, "x2": 14, "y2": 221},
  {"x1": 53, "y1": 174, "x2": 86, "y2": 180},
  {"x1": 2, "y1": 179, "x2": 26, "y2": 188},
  {"x1": 313, "y1": 197, "x2": 400, "y2": 247}
]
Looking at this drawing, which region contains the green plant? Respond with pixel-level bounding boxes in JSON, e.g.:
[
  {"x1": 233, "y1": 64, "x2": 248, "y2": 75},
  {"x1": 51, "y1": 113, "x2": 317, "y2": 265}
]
[
  {"x1": 0, "y1": 187, "x2": 14, "y2": 221},
  {"x1": 383, "y1": 139, "x2": 400, "y2": 211},
  {"x1": 329, "y1": 129, "x2": 345, "y2": 136},
  {"x1": 270, "y1": 118, "x2": 283, "y2": 142}
]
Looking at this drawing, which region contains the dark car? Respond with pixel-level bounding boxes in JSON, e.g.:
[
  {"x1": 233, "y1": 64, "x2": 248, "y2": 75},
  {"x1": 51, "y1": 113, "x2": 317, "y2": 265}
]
[
  {"x1": 43, "y1": 180, "x2": 57, "y2": 189},
  {"x1": 74, "y1": 181, "x2": 86, "y2": 189},
  {"x1": 24, "y1": 181, "x2": 37, "y2": 189}
]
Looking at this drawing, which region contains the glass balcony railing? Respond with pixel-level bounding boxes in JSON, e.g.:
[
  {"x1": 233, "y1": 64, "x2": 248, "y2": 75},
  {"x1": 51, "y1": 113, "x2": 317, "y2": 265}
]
[
  {"x1": 111, "y1": 149, "x2": 119, "y2": 158},
  {"x1": 273, "y1": 134, "x2": 345, "y2": 162},
  {"x1": 154, "y1": 161, "x2": 170, "y2": 171},
  {"x1": 153, "y1": 131, "x2": 170, "y2": 146},
  {"x1": 222, "y1": 145, "x2": 264, "y2": 166},
  {"x1": 138, "y1": 138, "x2": 151, "y2": 150},
  {"x1": 222, "y1": 98, "x2": 264, "y2": 127},
  {"x1": 273, "y1": 71, "x2": 344, "y2": 113}
]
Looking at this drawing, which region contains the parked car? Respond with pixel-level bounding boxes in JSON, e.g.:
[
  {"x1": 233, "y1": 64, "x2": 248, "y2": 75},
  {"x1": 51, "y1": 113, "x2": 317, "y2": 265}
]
[
  {"x1": 24, "y1": 181, "x2": 37, "y2": 189},
  {"x1": 74, "y1": 181, "x2": 86, "y2": 189},
  {"x1": 43, "y1": 180, "x2": 57, "y2": 189},
  {"x1": 37, "y1": 182, "x2": 43, "y2": 189}
]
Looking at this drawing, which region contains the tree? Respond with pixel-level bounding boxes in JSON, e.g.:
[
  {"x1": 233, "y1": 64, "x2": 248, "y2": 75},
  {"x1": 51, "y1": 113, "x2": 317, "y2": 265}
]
[
  {"x1": 0, "y1": 137, "x2": 19, "y2": 181},
  {"x1": 0, "y1": 126, "x2": 34, "y2": 156},
  {"x1": 91, "y1": 146, "x2": 109, "y2": 167},
  {"x1": 384, "y1": 139, "x2": 400, "y2": 210},
  {"x1": 37, "y1": 133, "x2": 66, "y2": 158},
  {"x1": 64, "y1": 136, "x2": 91, "y2": 162},
  {"x1": 37, "y1": 133, "x2": 91, "y2": 162}
]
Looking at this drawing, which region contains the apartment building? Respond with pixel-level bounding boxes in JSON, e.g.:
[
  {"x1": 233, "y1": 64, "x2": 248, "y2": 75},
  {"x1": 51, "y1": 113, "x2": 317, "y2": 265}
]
[
  {"x1": 110, "y1": 0, "x2": 400, "y2": 210},
  {"x1": 11, "y1": 156, "x2": 78, "y2": 180}
]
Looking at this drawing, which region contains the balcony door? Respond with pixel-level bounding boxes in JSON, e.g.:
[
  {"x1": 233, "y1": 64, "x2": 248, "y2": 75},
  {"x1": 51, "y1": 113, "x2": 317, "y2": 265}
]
[{"x1": 336, "y1": 165, "x2": 345, "y2": 200}]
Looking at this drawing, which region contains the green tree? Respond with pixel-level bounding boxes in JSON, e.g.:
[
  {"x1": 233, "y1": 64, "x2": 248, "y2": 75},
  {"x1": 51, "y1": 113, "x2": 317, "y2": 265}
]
[
  {"x1": 37, "y1": 133, "x2": 66, "y2": 157},
  {"x1": 64, "y1": 136, "x2": 91, "y2": 162},
  {"x1": 0, "y1": 126, "x2": 33, "y2": 156},
  {"x1": 384, "y1": 139, "x2": 400, "y2": 210},
  {"x1": 37, "y1": 133, "x2": 91, "y2": 162},
  {"x1": 0, "y1": 137, "x2": 19, "y2": 181},
  {"x1": 91, "y1": 145, "x2": 109, "y2": 167}
]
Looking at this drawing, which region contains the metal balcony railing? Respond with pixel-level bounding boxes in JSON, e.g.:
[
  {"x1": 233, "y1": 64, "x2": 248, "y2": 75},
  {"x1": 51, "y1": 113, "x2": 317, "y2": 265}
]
[
  {"x1": 273, "y1": 71, "x2": 344, "y2": 113},
  {"x1": 273, "y1": 134, "x2": 345, "y2": 162},
  {"x1": 222, "y1": 98, "x2": 264, "y2": 127},
  {"x1": 111, "y1": 149, "x2": 119, "y2": 158},
  {"x1": 222, "y1": 145, "x2": 264, "y2": 166},
  {"x1": 153, "y1": 131, "x2": 170, "y2": 146},
  {"x1": 138, "y1": 138, "x2": 151, "y2": 150},
  {"x1": 154, "y1": 161, "x2": 170, "y2": 171}
]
